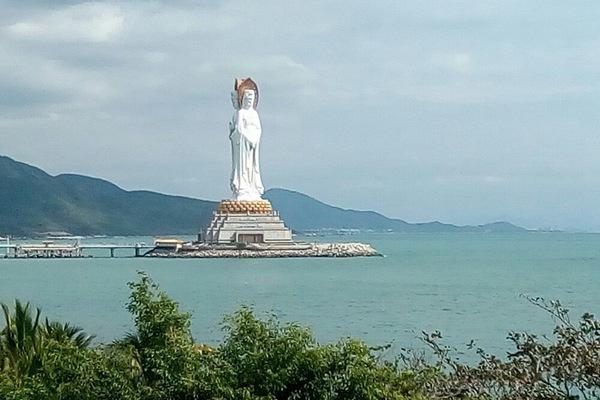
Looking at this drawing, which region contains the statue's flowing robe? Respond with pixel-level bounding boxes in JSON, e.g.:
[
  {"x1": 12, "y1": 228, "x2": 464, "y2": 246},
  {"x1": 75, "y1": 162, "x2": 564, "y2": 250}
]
[{"x1": 229, "y1": 108, "x2": 264, "y2": 200}]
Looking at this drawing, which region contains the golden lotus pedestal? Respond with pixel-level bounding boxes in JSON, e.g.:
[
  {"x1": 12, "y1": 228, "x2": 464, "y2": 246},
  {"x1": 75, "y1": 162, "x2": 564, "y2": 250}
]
[
  {"x1": 217, "y1": 200, "x2": 273, "y2": 214},
  {"x1": 200, "y1": 200, "x2": 293, "y2": 245}
]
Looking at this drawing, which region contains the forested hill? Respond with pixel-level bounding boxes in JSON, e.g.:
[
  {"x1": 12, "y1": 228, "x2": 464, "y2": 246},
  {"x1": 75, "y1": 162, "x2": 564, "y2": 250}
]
[
  {"x1": 0, "y1": 156, "x2": 525, "y2": 236},
  {"x1": 0, "y1": 156, "x2": 216, "y2": 236}
]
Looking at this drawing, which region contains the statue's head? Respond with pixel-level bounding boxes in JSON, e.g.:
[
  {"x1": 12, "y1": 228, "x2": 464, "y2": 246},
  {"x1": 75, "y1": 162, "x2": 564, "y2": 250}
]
[
  {"x1": 230, "y1": 90, "x2": 239, "y2": 110},
  {"x1": 234, "y1": 78, "x2": 259, "y2": 109},
  {"x1": 241, "y1": 90, "x2": 255, "y2": 110}
]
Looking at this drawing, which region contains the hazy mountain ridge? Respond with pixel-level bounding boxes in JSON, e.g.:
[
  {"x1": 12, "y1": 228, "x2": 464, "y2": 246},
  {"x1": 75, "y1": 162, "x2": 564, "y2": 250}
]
[
  {"x1": 263, "y1": 188, "x2": 525, "y2": 233},
  {"x1": 0, "y1": 156, "x2": 525, "y2": 236}
]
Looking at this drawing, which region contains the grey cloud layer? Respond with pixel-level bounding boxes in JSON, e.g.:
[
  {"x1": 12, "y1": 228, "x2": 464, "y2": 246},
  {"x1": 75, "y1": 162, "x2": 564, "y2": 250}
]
[{"x1": 1, "y1": 0, "x2": 599, "y2": 230}]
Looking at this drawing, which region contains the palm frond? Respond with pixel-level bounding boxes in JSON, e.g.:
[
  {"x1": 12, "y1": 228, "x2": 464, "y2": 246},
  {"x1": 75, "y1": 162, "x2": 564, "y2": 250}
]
[{"x1": 43, "y1": 318, "x2": 95, "y2": 348}]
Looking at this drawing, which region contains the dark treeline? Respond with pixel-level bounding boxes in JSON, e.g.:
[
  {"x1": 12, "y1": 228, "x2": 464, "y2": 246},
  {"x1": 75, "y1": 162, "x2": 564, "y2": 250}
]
[{"x1": 1, "y1": 272, "x2": 599, "y2": 400}]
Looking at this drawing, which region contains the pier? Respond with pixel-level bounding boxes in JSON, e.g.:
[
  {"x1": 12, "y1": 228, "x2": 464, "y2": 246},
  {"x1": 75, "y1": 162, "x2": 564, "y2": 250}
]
[{"x1": 0, "y1": 240, "x2": 155, "y2": 258}]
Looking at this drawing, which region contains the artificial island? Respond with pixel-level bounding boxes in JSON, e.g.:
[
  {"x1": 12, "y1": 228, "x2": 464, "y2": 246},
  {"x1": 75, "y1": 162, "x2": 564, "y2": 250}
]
[
  {"x1": 148, "y1": 78, "x2": 379, "y2": 258},
  {"x1": 0, "y1": 78, "x2": 379, "y2": 259}
]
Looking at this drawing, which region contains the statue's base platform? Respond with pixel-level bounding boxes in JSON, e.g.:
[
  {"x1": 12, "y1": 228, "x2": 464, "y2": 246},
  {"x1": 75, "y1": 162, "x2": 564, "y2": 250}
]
[
  {"x1": 187, "y1": 199, "x2": 380, "y2": 257},
  {"x1": 200, "y1": 200, "x2": 293, "y2": 245}
]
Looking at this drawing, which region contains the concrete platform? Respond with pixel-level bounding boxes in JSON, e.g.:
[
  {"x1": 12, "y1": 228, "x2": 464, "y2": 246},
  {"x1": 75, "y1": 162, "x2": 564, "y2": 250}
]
[{"x1": 200, "y1": 212, "x2": 293, "y2": 244}]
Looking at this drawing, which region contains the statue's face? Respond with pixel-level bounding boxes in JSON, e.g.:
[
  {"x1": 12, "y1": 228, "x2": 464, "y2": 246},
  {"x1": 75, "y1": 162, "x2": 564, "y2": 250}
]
[{"x1": 242, "y1": 90, "x2": 255, "y2": 109}]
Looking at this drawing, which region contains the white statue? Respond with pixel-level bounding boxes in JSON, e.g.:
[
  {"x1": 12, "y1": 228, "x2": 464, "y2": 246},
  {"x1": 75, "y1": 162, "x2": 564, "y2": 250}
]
[{"x1": 229, "y1": 78, "x2": 264, "y2": 201}]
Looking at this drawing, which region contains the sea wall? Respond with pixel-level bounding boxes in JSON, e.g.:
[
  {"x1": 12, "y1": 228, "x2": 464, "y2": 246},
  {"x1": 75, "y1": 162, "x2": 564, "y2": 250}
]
[{"x1": 147, "y1": 242, "x2": 381, "y2": 258}]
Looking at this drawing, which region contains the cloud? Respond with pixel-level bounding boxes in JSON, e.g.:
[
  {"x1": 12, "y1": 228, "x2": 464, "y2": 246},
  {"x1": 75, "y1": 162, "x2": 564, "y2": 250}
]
[
  {"x1": 0, "y1": 42, "x2": 116, "y2": 115},
  {"x1": 1, "y1": 0, "x2": 600, "y2": 230},
  {"x1": 6, "y1": 2, "x2": 124, "y2": 43},
  {"x1": 445, "y1": 52, "x2": 473, "y2": 75}
]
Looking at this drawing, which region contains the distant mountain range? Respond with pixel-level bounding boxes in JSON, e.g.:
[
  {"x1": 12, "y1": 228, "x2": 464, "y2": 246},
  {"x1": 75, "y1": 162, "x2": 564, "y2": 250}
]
[
  {"x1": 0, "y1": 155, "x2": 526, "y2": 236},
  {"x1": 264, "y1": 189, "x2": 524, "y2": 233}
]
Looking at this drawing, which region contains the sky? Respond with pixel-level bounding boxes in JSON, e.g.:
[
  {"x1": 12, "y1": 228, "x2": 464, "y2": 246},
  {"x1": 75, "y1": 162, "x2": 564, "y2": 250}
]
[{"x1": 0, "y1": 1, "x2": 599, "y2": 231}]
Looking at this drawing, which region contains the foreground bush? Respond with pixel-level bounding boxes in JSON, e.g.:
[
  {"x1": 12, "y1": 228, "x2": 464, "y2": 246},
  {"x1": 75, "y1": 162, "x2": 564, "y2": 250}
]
[
  {"x1": 413, "y1": 297, "x2": 600, "y2": 400},
  {"x1": 0, "y1": 273, "x2": 426, "y2": 399},
  {"x1": 1, "y1": 272, "x2": 599, "y2": 399}
]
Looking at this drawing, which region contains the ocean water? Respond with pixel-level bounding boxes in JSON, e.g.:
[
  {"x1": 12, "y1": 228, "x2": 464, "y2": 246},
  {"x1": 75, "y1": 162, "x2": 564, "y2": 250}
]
[{"x1": 1, "y1": 232, "x2": 599, "y2": 358}]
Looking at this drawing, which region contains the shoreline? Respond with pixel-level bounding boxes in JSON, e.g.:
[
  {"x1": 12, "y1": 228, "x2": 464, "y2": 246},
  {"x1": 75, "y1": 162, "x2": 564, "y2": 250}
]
[{"x1": 147, "y1": 242, "x2": 382, "y2": 258}]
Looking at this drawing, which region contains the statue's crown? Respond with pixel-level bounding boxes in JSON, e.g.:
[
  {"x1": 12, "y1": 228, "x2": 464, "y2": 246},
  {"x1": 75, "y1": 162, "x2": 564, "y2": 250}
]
[{"x1": 234, "y1": 77, "x2": 259, "y2": 108}]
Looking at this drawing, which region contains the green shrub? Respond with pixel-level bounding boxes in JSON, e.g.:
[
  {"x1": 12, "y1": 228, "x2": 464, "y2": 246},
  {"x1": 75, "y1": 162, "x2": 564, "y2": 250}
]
[
  {"x1": 122, "y1": 272, "x2": 203, "y2": 399},
  {"x1": 412, "y1": 297, "x2": 600, "y2": 400},
  {"x1": 216, "y1": 307, "x2": 426, "y2": 399},
  {"x1": 0, "y1": 340, "x2": 139, "y2": 400},
  {"x1": 0, "y1": 272, "x2": 448, "y2": 399}
]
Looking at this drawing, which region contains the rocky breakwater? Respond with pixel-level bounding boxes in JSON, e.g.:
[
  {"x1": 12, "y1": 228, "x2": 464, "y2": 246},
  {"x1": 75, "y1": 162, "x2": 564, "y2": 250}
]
[{"x1": 147, "y1": 242, "x2": 381, "y2": 258}]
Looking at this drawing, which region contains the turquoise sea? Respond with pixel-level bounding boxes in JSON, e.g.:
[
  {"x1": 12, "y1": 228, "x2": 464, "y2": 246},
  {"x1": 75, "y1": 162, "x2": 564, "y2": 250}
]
[{"x1": 1, "y1": 232, "x2": 599, "y2": 358}]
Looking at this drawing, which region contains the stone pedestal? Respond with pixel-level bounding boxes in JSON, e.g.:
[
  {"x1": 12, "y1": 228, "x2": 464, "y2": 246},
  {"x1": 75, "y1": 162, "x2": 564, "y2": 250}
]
[{"x1": 200, "y1": 200, "x2": 293, "y2": 245}]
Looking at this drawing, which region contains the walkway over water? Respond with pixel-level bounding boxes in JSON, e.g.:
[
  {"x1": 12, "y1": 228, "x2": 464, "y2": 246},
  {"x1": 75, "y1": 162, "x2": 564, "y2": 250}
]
[{"x1": 0, "y1": 240, "x2": 155, "y2": 258}]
